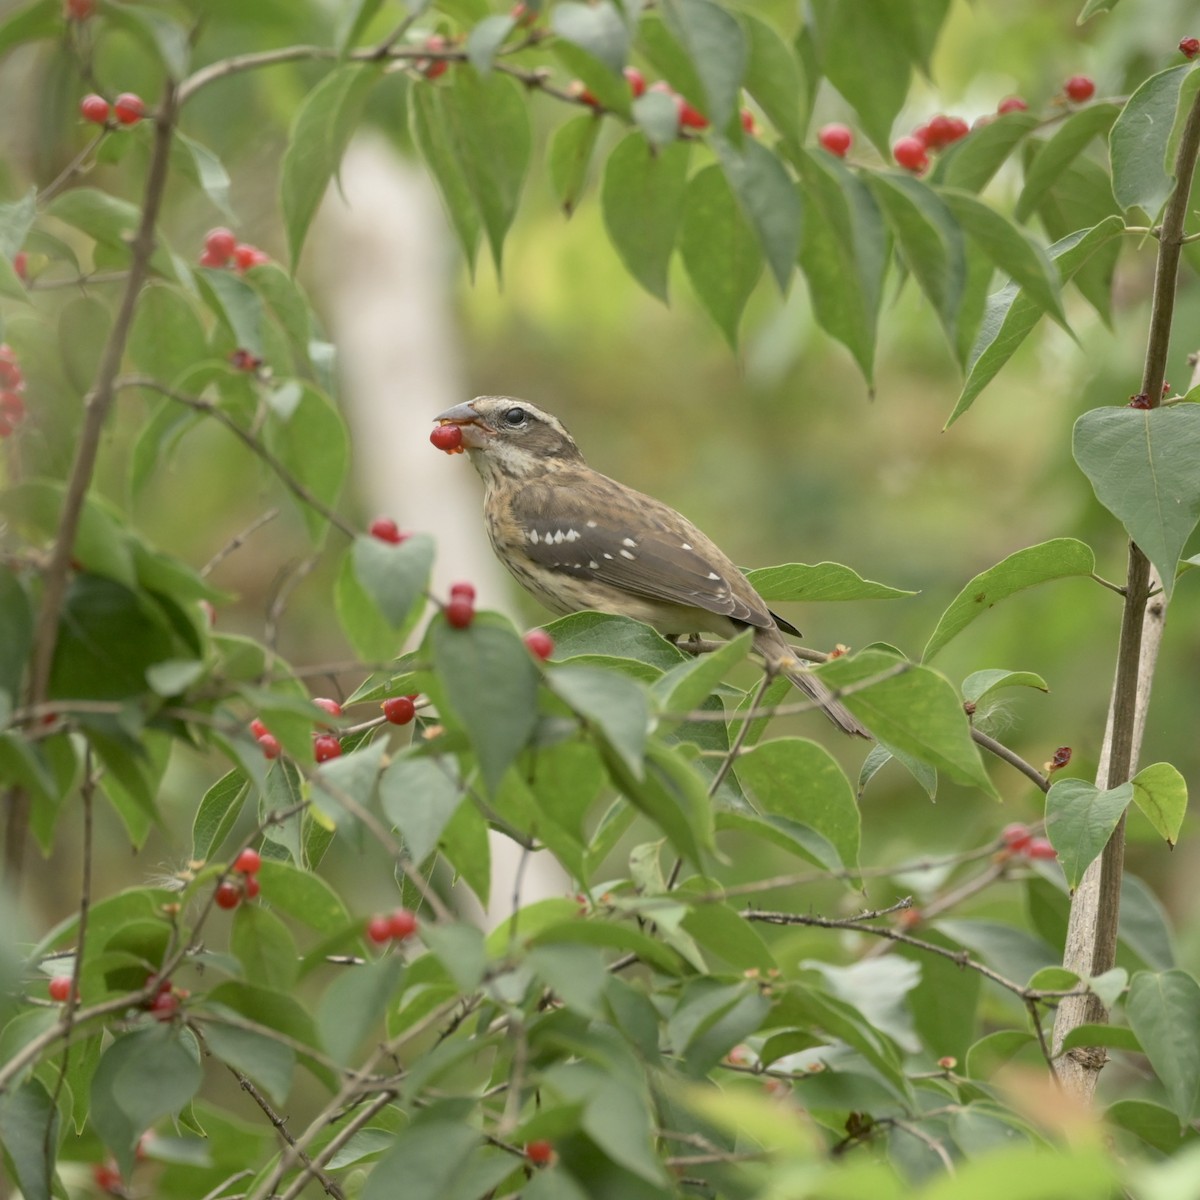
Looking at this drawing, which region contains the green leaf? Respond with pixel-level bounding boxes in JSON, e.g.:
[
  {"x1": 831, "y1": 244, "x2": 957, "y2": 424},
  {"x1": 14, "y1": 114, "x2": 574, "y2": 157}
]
[
  {"x1": 818, "y1": 650, "x2": 998, "y2": 797},
  {"x1": 1078, "y1": 0, "x2": 1121, "y2": 18},
  {"x1": 1107, "y1": 1099, "x2": 1195, "y2": 1154},
  {"x1": 961, "y1": 669, "x2": 1049, "y2": 706},
  {"x1": 940, "y1": 188, "x2": 1065, "y2": 326},
  {"x1": 1129, "y1": 762, "x2": 1187, "y2": 847},
  {"x1": 194, "y1": 267, "x2": 264, "y2": 356},
  {"x1": 713, "y1": 134, "x2": 800, "y2": 291},
  {"x1": 430, "y1": 613, "x2": 539, "y2": 793},
  {"x1": 678, "y1": 896, "x2": 776, "y2": 973},
  {"x1": 353, "y1": 533, "x2": 433, "y2": 628},
  {"x1": 102, "y1": 3, "x2": 190, "y2": 78},
  {"x1": 923, "y1": 538, "x2": 1096, "y2": 661},
  {"x1": 1126, "y1": 969, "x2": 1200, "y2": 1125},
  {"x1": 0, "y1": 187, "x2": 35, "y2": 276},
  {"x1": 549, "y1": 114, "x2": 603, "y2": 216},
  {"x1": 1059, "y1": 1022, "x2": 1141, "y2": 1054},
  {"x1": 950, "y1": 216, "x2": 1125, "y2": 424},
  {"x1": 529, "y1": 943, "x2": 609, "y2": 1018},
  {"x1": 255, "y1": 859, "x2": 350, "y2": 934},
  {"x1": 200, "y1": 1017, "x2": 295, "y2": 1106},
  {"x1": 746, "y1": 561, "x2": 915, "y2": 602},
  {"x1": 1016, "y1": 102, "x2": 1120, "y2": 221},
  {"x1": 172, "y1": 132, "x2": 235, "y2": 219},
  {"x1": 601, "y1": 135, "x2": 690, "y2": 301},
  {"x1": 434, "y1": 68, "x2": 532, "y2": 274},
  {"x1": 465, "y1": 13, "x2": 516, "y2": 74},
  {"x1": 281, "y1": 64, "x2": 382, "y2": 267},
  {"x1": 379, "y1": 754, "x2": 465, "y2": 865},
  {"x1": 1044, "y1": 778, "x2": 1134, "y2": 890},
  {"x1": 410, "y1": 80, "x2": 481, "y2": 271},
  {"x1": 545, "y1": 612, "x2": 687, "y2": 670},
  {"x1": 0, "y1": 0, "x2": 59, "y2": 60},
  {"x1": 127, "y1": 283, "x2": 209, "y2": 384},
  {"x1": 262, "y1": 383, "x2": 349, "y2": 541},
  {"x1": 1074, "y1": 405, "x2": 1200, "y2": 600},
  {"x1": 660, "y1": 0, "x2": 746, "y2": 129},
  {"x1": 679, "y1": 163, "x2": 762, "y2": 348},
  {"x1": 317, "y1": 956, "x2": 406, "y2": 1064},
  {"x1": 1110, "y1": 65, "x2": 1199, "y2": 218},
  {"x1": 547, "y1": 664, "x2": 648, "y2": 778},
  {"x1": 868, "y1": 173, "x2": 965, "y2": 346},
  {"x1": 362, "y1": 1112, "x2": 482, "y2": 1200},
  {"x1": 935, "y1": 110, "x2": 1039, "y2": 193},
  {"x1": 0, "y1": 565, "x2": 33, "y2": 706},
  {"x1": 740, "y1": 12, "x2": 804, "y2": 155},
  {"x1": 231, "y1": 905, "x2": 299, "y2": 992},
  {"x1": 551, "y1": 1, "x2": 629, "y2": 74},
  {"x1": 735, "y1": 738, "x2": 859, "y2": 872},
  {"x1": 421, "y1": 921, "x2": 487, "y2": 992},
  {"x1": 0, "y1": 1079, "x2": 58, "y2": 1200},
  {"x1": 651, "y1": 628, "x2": 751, "y2": 715},
  {"x1": 630, "y1": 88, "x2": 682, "y2": 148},
  {"x1": 794, "y1": 148, "x2": 887, "y2": 384}
]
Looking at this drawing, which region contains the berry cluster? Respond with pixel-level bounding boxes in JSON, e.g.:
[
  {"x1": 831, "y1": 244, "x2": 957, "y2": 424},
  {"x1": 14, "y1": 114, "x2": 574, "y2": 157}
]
[
  {"x1": 80, "y1": 92, "x2": 145, "y2": 126},
  {"x1": 382, "y1": 694, "x2": 419, "y2": 725},
  {"x1": 199, "y1": 226, "x2": 269, "y2": 271},
  {"x1": 369, "y1": 516, "x2": 410, "y2": 544},
  {"x1": 365, "y1": 907, "x2": 418, "y2": 943},
  {"x1": 892, "y1": 112, "x2": 969, "y2": 173},
  {"x1": 430, "y1": 423, "x2": 465, "y2": 454},
  {"x1": 1000, "y1": 823, "x2": 1057, "y2": 860},
  {"x1": 0, "y1": 344, "x2": 28, "y2": 440},
  {"x1": 249, "y1": 716, "x2": 281, "y2": 759},
  {"x1": 569, "y1": 66, "x2": 755, "y2": 137},
  {"x1": 416, "y1": 34, "x2": 451, "y2": 79},
  {"x1": 446, "y1": 581, "x2": 475, "y2": 629},
  {"x1": 313, "y1": 696, "x2": 344, "y2": 762},
  {"x1": 144, "y1": 972, "x2": 190, "y2": 1020},
  {"x1": 215, "y1": 847, "x2": 264, "y2": 910}
]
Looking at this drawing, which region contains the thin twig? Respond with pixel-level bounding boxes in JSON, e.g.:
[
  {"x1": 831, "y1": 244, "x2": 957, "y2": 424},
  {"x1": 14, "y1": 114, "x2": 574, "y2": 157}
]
[
  {"x1": 970, "y1": 729, "x2": 1050, "y2": 792},
  {"x1": 202, "y1": 508, "x2": 281, "y2": 576}
]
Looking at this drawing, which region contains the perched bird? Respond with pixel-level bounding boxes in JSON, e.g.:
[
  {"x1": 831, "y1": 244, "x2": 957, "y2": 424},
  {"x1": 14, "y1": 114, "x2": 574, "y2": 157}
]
[{"x1": 433, "y1": 397, "x2": 870, "y2": 738}]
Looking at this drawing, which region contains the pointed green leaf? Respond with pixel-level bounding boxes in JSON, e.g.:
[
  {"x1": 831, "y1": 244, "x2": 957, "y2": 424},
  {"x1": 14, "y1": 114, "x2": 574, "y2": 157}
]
[
  {"x1": 1110, "y1": 65, "x2": 1200, "y2": 218},
  {"x1": 1130, "y1": 762, "x2": 1187, "y2": 847},
  {"x1": 1126, "y1": 969, "x2": 1200, "y2": 1125},
  {"x1": 0, "y1": 1080, "x2": 58, "y2": 1200},
  {"x1": 231, "y1": 905, "x2": 299, "y2": 992},
  {"x1": 740, "y1": 12, "x2": 804, "y2": 155},
  {"x1": 549, "y1": 113, "x2": 603, "y2": 216},
  {"x1": 651, "y1": 628, "x2": 751, "y2": 715},
  {"x1": 1073, "y1": 405, "x2": 1200, "y2": 600},
  {"x1": 630, "y1": 88, "x2": 682, "y2": 148},
  {"x1": 173, "y1": 132, "x2": 235, "y2": 219},
  {"x1": 379, "y1": 754, "x2": 465, "y2": 865},
  {"x1": 680, "y1": 163, "x2": 762, "y2": 347},
  {"x1": 0, "y1": 0, "x2": 59, "y2": 60},
  {"x1": 660, "y1": 0, "x2": 746, "y2": 129},
  {"x1": 961, "y1": 669, "x2": 1049, "y2": 706},
  {"x1": 950, "y1": 216, "x2": 1125, "y2": 424},
  {"x1": 281, "y1": 65, "x2": 382, "y2": 267},
  {"x1": 352, "y1": 532, "x2": 433, "y2": 628},
  {"x1": 818, "y1": 650, "x2": 998, "y2": 797},
  {"x1": 317, "y1": 956, "x2": 406, "y2": 1064},
  {"x1": 746, "y1": 561, "x2": 915, "y2": 602},
  {"x1": 935, "y1": 110, "x2": 1039, "y2": 193},
  {"x1": 465, "y1": 13, "x2": 516, "y2": 75},
  {"x1": 551, "y1": 1, "x2": 629, "y2": 74},
  {"x1": 601, "y1": 134, "x2": 690, "y2": 301},
  {"x1": 547, "y1": 664, "x2": 648, "y2": 778},
  {"x1": 1016, "y1": 102, "x2": 1120, "y2": 220},
  {"x1": 201, "y1": 1017, "x2": 295, "y2": 1107},
  {"x1": 362, "y1": 1113, "x2": 482, "y2": 1200},
  {"x1": 923, "y1": 538, "x2": 1096, "y2": 661},
  {"x1": 1044, "y1": 778, "x2": 1134, "y2": 890}
]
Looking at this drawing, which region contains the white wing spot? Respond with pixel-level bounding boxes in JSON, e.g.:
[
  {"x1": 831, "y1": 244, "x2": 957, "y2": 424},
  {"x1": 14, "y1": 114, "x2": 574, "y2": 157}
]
[
  {"x1": 682, "y1": 542, "x2": 693, "y2": 550},
  {"x1": 622, "y1": 537, "x2": 637, "y2": 548},
  {"x1": 602, "y1": 552, "x2": 614, "y2": 560},
  {"x1": 528, "y1": 530, "x2": 539, "y2": 545},
  {"x1": 707, "y1": 572, "x2": 720, "y2": 580},
  {"x1": 565, "y1": 529, "x2": 581, "y2": 542},
  {"x1": 620, "y1": 549, "x2": 636, "y2": 560},
  {"x1": 586, "y1": 519, "x2": 597, "y2": 528},
  {"x1": 588, "y1": 560, "x2": 599, "y2": 569}
]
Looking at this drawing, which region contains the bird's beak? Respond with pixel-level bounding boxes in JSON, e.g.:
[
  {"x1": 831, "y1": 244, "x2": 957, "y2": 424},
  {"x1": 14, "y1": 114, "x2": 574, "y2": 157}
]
[{"x1": 433, "y1": 401, "x2": 490, "y2": 450}]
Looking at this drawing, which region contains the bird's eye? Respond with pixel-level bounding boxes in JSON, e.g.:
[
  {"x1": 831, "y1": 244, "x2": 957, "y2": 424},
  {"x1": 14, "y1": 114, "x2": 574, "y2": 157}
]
[{"x1": 503, "y1": 407, "x2": 528, "y2": 427}]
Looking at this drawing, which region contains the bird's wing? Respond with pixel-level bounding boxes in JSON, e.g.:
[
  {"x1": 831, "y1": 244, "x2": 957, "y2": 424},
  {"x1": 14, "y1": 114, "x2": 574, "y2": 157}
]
[{"x1": 511, "y1": 474, "x2": 774, "y2": 630}]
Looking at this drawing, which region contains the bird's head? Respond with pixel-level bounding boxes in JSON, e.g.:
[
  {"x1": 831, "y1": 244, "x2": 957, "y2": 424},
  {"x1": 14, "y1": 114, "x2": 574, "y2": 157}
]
[{"x1": 433, "y1": 396, "x2": 584, "y2": 484}]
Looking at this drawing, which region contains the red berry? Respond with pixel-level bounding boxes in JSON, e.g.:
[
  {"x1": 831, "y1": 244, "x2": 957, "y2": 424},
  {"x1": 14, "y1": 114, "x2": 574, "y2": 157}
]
[
  {"x1": 0, "y1": 392, "x2": 25, "y2": 423},
  {"x1": 65, "y1": 0, "x2": 95, "y2": 19},
  {"x1": 366, "y1": 914, "x2": 392, "y2": 944},
  {"x1": 449, "y1": 581, "x2": 476, "y2": 602},
  {"x1": 113, "y1": 92, "x2": 145, "y2": 125},
  {"x1": 312, "y1": 696, "x2": 343, "y2": 718},
  {"x1": 511, "y1": 2, "x2": 538, "y2": 28},
  {"x1": 13, "y1": 252, "x2": 27, "y2": 282},
  {"x1": 1049, "y1": 746, "x2": 1073, "y2": 771},
  {"x1": 623, "y1": 66, "x2": 646, "y2": 97},
  {"x1": 676, "y1": 96, "x2": 708, "y2": 129},
  {"x1": 232, "y1": 243, "x2": 269, "y2": 272},
  {"x1": 48, "y1": 975, "x2": 73, "y2": 1002},
  {"x1": 149, "y1": 989, "x2": 180, "y2": 1020},
  {"x1": 817, "y1": 123, "x2": 853, "y2": 157},
  {"x1": 922, "y1": 113, "x2": 969, "y2": 150},
  {"x1": 1001, "y1": 822, "x2": 1032, "y2": 851},
  {"x1": 215, "y1": 881, "x2": 241, "y2": 909},
  {"x1": 445, "y1": 597, "x2": 474, "y2": 629},
  {"x1": 1025, "y1": 838, "x2": 1058, "y2": 860},
  {"x1": 0, "y1": 415, "x2": 14, "y2": 439},
  {"x1": 228, "y1": 348, "x2": 262, "y2": 372},
  {"x1": 740, "y1": 107, "x2": 757, "y2": 135},
  {"x1": 892, "y1": 135, "x2": 929, "y2": 173},
  {"x1": 1064, "y1": 75, "x2": 1095, "y2": 102},
  {"x1": 92, "y1": 1162, "x2": 122, "y2": 1194},
  {"x1": 0, "y1": 362, "x2": 22, "y2": 392},
  {"x1": 387, "y1": 908, "x2": 418, "y2": 940},
  {"x1": 234, "y1": 848, "x2": 262, "y2": 875},
  {"x1": 204, "y1": 227, "x2": 236, "y2": 261},
  {"x1": 571, "y1": 81, "x2": 601, "y2": 108},
  {"x1": 524, "y1": 1140, "x2": 555, "y2": 1165},
  {"x1": 368, "y1": 516, "x2": 408, "y2": 544},
  {"x1": 430, "y1": 423, "x2": 464, "y2": 453},
  {"x1": 198, "y1": 248, "x2": 227, "y2": 268},
  {"x1": 314, "y1": 733, "x2": 342, "y2": 762},
  {"x1": 382, "y1": 695, "x2": 416, "y2": 725},
  {"x1": 250, "y1": 717, "x2": 268, "y2": 739},
  {"x1": 1182, "y1": 36, "x2": 1200, "y2": 60},
  {"x1": 997, "y1": 96, "x2": 1028, "y2": 114},
  {"x1": 421, "y1": 35, "x2": 449, "y2": 80},
  {"x1": 80, "y1": 94, "x2": 109, "y2": 124},
  {"x1": 524, "y1": 629, "x2": 554, "y2": 660},
  {"x1": 244, "y1": 875, "x2": 261, "y2": 899}
]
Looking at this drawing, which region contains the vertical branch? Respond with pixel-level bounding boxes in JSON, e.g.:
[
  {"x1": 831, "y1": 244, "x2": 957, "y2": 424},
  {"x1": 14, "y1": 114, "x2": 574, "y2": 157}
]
[
  {"x1": 5, "y1": 82, "x2": 180, "y2": 884},
  {"x1": 1053, "y1": 85, "x2": 1200, "y2": 1098}
]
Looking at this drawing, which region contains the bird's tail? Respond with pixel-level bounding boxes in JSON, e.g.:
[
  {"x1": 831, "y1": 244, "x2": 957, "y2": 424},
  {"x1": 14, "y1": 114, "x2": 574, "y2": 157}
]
[{"x1": 758, "y1": 632, "x2": 871, "y2": 739}]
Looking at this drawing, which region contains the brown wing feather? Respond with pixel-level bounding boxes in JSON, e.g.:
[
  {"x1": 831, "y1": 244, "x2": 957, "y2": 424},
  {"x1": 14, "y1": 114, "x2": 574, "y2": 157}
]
[{"x1": 511, "y1": 472, "x2": 775, "y2": 631}]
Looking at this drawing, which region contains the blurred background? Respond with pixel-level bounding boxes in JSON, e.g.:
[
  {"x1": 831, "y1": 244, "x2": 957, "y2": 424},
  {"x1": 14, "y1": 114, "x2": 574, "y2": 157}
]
[{"x1": 2, "y1": 0, "x2": 1198, "y2": 997}]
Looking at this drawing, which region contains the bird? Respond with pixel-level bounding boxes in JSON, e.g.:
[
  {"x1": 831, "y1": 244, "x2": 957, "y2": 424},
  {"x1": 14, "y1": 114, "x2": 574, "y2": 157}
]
[{"x1": 432, "y1": 396, "x2": 870, "y2": 738}]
